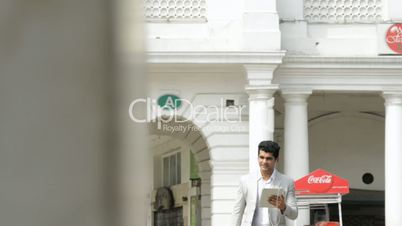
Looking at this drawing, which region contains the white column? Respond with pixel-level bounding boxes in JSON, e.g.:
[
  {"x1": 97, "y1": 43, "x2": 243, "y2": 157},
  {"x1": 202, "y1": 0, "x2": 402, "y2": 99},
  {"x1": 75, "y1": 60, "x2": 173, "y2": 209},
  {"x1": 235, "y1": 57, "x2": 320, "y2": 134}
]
[
  {"x1": 282, "y1": 91, "x2": 311, "y2": 180},
  {"x1": 282, "y1": 90, "x2": 311, "y2": 226},
  {"x1": 383, "y1": 92, "x2": 402, "y2": 226},
  {"x1": 245, "y1": 65, "x2": 279, "y2": 173}
]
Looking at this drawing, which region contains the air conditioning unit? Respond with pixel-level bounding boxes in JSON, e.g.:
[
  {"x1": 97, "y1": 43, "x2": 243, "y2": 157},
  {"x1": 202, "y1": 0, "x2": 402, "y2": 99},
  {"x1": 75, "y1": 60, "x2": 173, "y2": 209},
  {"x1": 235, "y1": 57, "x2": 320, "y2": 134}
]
[
  {"x1": 170, "y1": 182, "x2": 189, "y2": 207},
  {"x1": 152, "y1": 182, "x2": 190, "y2": 211}
]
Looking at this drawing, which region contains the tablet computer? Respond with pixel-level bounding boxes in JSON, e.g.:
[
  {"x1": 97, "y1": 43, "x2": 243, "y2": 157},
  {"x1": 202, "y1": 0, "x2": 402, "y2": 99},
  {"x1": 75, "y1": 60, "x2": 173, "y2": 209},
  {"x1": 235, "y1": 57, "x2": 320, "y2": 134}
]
[{"x1": 259, "y1": 188, "x2": 285, "y2": 208}]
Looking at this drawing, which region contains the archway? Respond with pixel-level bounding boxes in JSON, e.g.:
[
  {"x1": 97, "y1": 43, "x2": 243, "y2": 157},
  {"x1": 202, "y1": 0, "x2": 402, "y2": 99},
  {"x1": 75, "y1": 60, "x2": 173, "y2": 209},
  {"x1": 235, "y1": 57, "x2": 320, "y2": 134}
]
[
  {"x1": 309, "y1": 111, "x2": 385, "y2": 225},
  {"x1": 149, "y1": 117, "x2": 212, "y2": 226}
]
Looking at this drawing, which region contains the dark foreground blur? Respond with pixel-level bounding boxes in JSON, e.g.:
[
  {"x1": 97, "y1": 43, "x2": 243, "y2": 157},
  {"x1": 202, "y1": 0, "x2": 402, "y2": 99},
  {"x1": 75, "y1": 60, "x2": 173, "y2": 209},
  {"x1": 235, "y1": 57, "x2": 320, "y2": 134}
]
[{"x1": 0, "y1": 1, "x2": 147, "y2": 226}]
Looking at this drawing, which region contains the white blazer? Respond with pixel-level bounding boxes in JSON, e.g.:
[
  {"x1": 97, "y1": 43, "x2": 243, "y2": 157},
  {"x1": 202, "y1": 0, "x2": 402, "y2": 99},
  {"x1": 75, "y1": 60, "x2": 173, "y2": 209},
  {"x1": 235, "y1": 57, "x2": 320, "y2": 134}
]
[{"x1": 231, "y1": 170, "x2": 298, "y2": 226}]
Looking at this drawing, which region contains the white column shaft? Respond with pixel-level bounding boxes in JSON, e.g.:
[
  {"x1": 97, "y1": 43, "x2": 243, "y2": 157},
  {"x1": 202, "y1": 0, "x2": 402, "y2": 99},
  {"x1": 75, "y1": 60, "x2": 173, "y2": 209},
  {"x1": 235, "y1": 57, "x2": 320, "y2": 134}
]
[
  {"x1": 384, "y1": 94, "x2": 402, "y2": 226},
  {"x1": 283, "y1": 93, "x2": 311, "y2": 226},
  {"x1": 249, "y1": 95, "x2": 275, "y2": 173},
  {"x1": 283, "y1": 94, "x2": 310, "y2": 178}
]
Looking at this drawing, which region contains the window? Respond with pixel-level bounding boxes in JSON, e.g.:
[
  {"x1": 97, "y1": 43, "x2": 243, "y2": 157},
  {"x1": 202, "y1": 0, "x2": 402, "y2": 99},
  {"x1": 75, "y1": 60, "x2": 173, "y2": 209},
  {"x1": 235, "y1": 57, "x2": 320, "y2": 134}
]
[{"x1": 163, "y1": 152, "x2": 181, "y2": 187}]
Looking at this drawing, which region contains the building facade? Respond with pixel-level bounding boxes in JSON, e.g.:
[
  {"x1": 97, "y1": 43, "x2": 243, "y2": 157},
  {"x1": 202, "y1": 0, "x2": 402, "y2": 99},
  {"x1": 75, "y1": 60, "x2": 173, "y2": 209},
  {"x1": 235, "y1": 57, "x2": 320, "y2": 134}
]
[{"x1": 138, "y1": 0, "x2": 402, "y2": 225}]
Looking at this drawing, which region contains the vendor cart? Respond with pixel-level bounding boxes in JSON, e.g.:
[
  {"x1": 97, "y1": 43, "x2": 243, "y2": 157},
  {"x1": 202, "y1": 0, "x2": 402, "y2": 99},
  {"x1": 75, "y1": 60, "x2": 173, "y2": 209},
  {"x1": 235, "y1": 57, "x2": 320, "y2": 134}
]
[{"x1": 294, "y1": 169, "x2": 350, "y2": 226}]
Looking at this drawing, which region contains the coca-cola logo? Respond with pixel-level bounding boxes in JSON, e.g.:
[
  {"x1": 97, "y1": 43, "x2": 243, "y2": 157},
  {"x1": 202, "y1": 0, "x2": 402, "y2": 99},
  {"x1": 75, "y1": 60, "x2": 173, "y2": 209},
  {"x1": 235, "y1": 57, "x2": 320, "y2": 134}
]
[
  {"x1": 295, "y1": 169, "x2": 350, "y2": 195},
  {"x1": 308, "y1": 175, "x2": 332, "y2": 184},
  {"x1": 386, "y1": 24, "x2": 402, "y2": 54},
  {"x1": 306, "y1": 172, "x2": 333, "y2": 193}
]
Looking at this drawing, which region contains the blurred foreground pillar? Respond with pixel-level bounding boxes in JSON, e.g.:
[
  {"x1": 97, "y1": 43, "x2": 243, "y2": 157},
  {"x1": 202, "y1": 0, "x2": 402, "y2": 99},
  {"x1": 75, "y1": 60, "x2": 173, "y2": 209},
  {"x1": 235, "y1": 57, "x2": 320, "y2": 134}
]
[{"x1": 114, "y1": 0, "x2": 152, "y2": 225}]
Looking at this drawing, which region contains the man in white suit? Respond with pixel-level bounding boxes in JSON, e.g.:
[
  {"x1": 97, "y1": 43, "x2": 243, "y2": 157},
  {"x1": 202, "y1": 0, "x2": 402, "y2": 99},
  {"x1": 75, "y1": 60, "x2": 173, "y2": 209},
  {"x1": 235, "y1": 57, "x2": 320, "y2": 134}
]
[{"x1": 232, "y1": 141, "x2": 298, "y2": 226}]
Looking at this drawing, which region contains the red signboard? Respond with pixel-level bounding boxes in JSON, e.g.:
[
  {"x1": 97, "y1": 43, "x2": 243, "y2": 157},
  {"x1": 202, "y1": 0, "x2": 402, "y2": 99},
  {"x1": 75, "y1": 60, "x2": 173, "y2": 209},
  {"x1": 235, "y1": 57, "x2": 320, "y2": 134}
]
[
  {"x1": 295, "y1": 169, "x2": 349, "y2": 195},
  {"x1": 386, "y1": 23, "x2": 402, "y2": 54}
]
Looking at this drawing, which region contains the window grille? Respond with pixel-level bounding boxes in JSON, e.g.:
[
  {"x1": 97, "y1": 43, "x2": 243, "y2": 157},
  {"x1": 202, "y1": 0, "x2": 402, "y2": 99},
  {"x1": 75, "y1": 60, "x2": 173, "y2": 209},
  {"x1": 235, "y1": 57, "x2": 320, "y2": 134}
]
[
  {"x1": 144, "y1": 0, "x2": 207, "y2": 22},
  {"x1": 304, "y1": 0, "x2": 383, "y2": 23}
]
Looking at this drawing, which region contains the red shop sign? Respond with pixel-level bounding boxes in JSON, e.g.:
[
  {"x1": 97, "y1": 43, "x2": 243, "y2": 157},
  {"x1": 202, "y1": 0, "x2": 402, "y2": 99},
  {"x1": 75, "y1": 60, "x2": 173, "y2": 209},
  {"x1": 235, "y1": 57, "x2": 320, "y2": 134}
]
[
  {"x1": 386, "y1": 23, "x2": 402, "y2": 54},
  {"x1": 295, "y1": 169, "x2": 349, "y2": 195}
]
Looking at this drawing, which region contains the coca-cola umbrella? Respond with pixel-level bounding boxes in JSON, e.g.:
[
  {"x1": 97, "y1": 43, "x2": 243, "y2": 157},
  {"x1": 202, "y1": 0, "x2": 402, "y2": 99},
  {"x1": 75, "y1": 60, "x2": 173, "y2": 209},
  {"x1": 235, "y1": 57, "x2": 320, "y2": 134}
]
[
  {"x1": 295, "y1": 168, "x2": 349, "y2": 195},
  {"x1": 294, "y1": 169, "x2": 350, "y2": 226}
]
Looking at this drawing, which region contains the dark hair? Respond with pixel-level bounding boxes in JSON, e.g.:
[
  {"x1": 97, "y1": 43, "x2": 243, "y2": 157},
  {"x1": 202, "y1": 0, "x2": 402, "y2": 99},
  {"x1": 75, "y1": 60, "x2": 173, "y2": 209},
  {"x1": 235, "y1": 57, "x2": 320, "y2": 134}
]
[{"x1": 258, "y1": 140, "x2": 280, "y2": 159}]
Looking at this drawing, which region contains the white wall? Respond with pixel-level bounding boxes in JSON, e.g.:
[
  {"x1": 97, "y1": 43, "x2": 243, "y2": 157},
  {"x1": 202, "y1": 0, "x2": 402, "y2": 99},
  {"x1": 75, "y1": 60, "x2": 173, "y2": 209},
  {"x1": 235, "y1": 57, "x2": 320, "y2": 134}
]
[
  {"x1": 309, "y1": 113, "x2": 385, "y2": 190},
  {"x1": 278, "y1": 0, "x2": 402, "y2": 56},
  {"x1": 281, "y1": 23, "x2": 380, "y2": 56},
  {"x1": 146, "y1": 0, "x2": 281, "y2": 51},
  {"x1": 277, "y1": 0, "x2": 303, "y2": 20},
  {"x1": 148, "y1": 68, "x2": 248, "y2": 121},
  {"x1": 146, "y1": 0, "x2": 243, "y2": 51},
  {"x1": 149, "y1": 67, "x2": 246, "y2": 97},
  {"x1": 384, "y1": 0, "x2": 402, "y2": 21},
  {"x1": 146, "y1": 0, "x2": 402, "y2": 54}
]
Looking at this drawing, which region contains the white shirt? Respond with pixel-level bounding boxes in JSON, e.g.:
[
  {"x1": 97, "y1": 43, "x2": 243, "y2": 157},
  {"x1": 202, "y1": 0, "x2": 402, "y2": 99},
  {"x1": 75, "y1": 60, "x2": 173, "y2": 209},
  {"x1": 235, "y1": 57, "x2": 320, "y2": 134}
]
[{"x1": 252, "y1": 169, "x2": 280, "y2": 226}]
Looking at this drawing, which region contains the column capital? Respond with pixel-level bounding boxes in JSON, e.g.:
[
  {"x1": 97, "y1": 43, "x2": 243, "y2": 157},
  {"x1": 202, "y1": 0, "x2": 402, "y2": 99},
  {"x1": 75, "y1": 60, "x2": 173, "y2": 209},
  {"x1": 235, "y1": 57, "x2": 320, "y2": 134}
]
[
  {"x1": 383, "y1": 91, "x2": 402, "y2": 106},
  {"x1": 243, "y1": 64, "x2": 280, "y2": 86},
  {"x1": 281, "y1": 89, "x2": 312, "y2": 103},
  {"x1": 245, "y1": 85, "x2": 278, "y2": 101}
]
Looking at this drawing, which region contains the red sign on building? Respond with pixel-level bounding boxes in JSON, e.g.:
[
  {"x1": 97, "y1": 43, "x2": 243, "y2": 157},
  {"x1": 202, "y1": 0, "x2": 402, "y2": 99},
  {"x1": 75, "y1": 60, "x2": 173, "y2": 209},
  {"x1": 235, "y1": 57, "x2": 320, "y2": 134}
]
[
  {"x1": 295, "y1": 169, "x2": 349, "y2": 195},
  {"x1": 386, "y1": 23, "x2": 402, "y2": 54}
]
